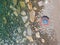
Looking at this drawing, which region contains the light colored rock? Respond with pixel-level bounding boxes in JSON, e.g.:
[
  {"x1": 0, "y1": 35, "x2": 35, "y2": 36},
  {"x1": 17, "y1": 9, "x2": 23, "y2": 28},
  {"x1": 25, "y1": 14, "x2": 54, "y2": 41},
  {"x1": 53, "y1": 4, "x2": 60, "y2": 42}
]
[
  {"x1": 25, "y1": 0, "x2": 29, "y2": 3},
  {"x1": 35, "y1": 32, "x2": 41, "y2": 38},
  {"x1": 21, "y1": 11, "x2": 26, "y2": 16},
  {"x1": 10, "y1": 5, "x2": 16, "y2": 11},
  {"x1": 33, "y1": 7, "x2": 37, "y2": 10},
  {"x1": 20, "y1": 38, "x2": 27, "y2": 43},
  {"x1": 20, "y1": 1, "x2": 25, "y2": 8},
  {"x1": 28, "y1": 2, "x2": 32, "y2": 10},
  {"x1": 29, "y1": 10, "x2": 35, "y2": 22},
  {"x1": 26, "y1": 36, "x2": 33, "y2": 42},
  {"x1": 16, "y1": 40, "x2": 19, "y2": 43},
  {"x1": 41, "y1": 38, "x2": 45, "y2": 43},
  {"x1": 45, "y1": 0, "x2": 48, "y2": 4},
  {"x1": 25, "y1": 21, "x2": 30, "y2": 27},
  {"x1": 13, "y1": 0, "x2": 17, "y2": 6},
  {"x1": 27, "y1": 26, "x2": 32, "y2": 36},
  {"x1": 38, "y1": 1, "x2": 43, "y2": 7},
  {"x1": 23, "y1": 31, "x2": 26, "y2": 36},
  {"x1": 17, "y1": 27, "x2": 21, "y2": 33},
  {"x1": 13, "y1": 11, "x2": 18, "y2": 16},
  {"x1": 22, "y1": 16, "x2": 28, "y2": 23}
]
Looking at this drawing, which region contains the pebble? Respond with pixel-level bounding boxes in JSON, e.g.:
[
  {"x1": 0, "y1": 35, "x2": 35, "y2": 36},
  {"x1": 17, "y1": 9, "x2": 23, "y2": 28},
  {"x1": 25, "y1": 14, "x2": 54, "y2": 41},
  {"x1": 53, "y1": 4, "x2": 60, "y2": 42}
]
[
  {"x1": 29, "y1": 10, "x2": 35, "y2": 22},
  {"x1": 38, "y1": 1, "x2": 43, "y2": 7},
  {"x1": 21, "y1": 38, "x2": 27, "y2": 43},
  {"x1": 28, "y1": 2, "x2": 32, "y2": 10},
  {"x1": 22, "y1": 16, "x2": 28, "y2": 23},
  {"x1": 13, "y1": 11, "x2": 18, "y2": 16},
  {"x1": 17, "y1": 27, "x2": 21, "y2": 33},
  {"x1": 16, "y1": 40, "x2": 19, "y2": 43},
  {"x1": 45, "y1": 0, "x2": 48, "y2": 4},
  {"x1": 10, "y1": 5, "x2": 16, "y2": 11},
  {"x1": 33, "y1": 7, "x2": 37, "y2": 10},
  {"x1": 21, "y1": 11, "x2": 26, "y2": 16},
  {"x1": 11, "y1": 21, "x2": 14, "y2": 24},
  {"x1": 25, "y1": 0, "x2": 29, "y2": 3},
  {"x1": 13, "y1": 0, "x2": 17, "y2": 6},
  {"x1": 35, "y1": 32, "x2": 41, "y2": 38},
  {"x1": 10, "y1": 5, "x2": 13, "y2": 9},
  {"x1": 26, "y1": 36, "x2": 33, "y2": 42},
  {"x1": 8, "y1": 12, "x2": 10, "y2": 16},
  {"x1": 3, "y1": 17, "x2": 7, "y2": 24},
  {"x1": 41, "y1": 38, "x2": 45, "y2": 43},
  {"x1": 26, "y1": 25, "x2": 32, "y2": 36},
  {"x1": 20, "y1": 1, "x2": 25, "y2": 8},
  {"x1": 25, "y1": 21, "x2": 30, "y2": 27},
  {"x1": 23, "y1": 31, "x2": 26, "y2": 36}
]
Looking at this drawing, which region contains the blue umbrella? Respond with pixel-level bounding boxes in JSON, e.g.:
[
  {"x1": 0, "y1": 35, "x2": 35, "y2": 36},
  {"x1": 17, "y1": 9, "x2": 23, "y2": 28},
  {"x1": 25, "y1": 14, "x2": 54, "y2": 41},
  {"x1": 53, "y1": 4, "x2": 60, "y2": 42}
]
[{"x1": 41, "y1": 16, "x2": 49, "y2": 25}]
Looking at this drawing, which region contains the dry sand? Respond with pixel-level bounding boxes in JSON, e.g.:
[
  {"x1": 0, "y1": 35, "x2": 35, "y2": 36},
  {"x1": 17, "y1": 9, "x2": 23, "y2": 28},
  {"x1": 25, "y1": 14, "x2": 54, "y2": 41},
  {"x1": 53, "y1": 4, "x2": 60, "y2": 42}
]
[{"x1": 51, "y1": 0, "x2": 60, "y2": 45}]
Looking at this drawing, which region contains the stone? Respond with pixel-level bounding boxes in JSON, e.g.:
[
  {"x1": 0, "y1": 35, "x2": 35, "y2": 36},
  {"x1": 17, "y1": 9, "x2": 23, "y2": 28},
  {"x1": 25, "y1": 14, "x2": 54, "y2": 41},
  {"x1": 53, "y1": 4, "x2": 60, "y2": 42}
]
[
  {"x1": 23, "y1": 31, "x2": 26, "y2": 36},
  {"x1": 41, "y1": 38, "x2": 45, "y2": 43},
  {"x1": 22, "y1": 16, "x2": 28, "y2": 23},
  {"x1": 25, "y1": 0, "x2": 29, "y2": 3},
  {"x1": 26, "y1": 36, "x2": 33, "y2": 42},
  {"x1": 26, "y1": 25, "x2": 32, "y2": 36},
  {"x1": 38, "y1": 1, "x2": 43, "y2": 7},
  {"x1": 33, "y1": 7, "x2": 37, "y2": 10},
  {"x1": 28, "y1": 2, "x2": 32, "y2": 10},
  {"x1": 21, "y1": 38, "x2": 27, "y2": 43},
  {"x1": 45, "y1": 0, "x2": 48, "y2": 4},
  {"x1": 17, "y1": 27, "x2": 21, "y2": 33},
  {"x1": 13, "y1": 0, "x2": 17, "y2": 6},
  {"x1": 21, "y1": 11, "x2": 26, "y2": 16},
  {"x1": 16, "y1": 40, "x2": 19, "y2": 43},
  {"x1": 29, "y1": 10, "x2": 35, "y2": 22},
  {"x1": 3, "y1": 17, "x2": 7, "y2": 24},
  {"x1": 35, "y1": 32, "x2": 41, "y2": 38},
  {"x1": 25, "y1": 21, "x2": 30, "y2": 27},
  {"x1": 10, "y1": 5, "x2": 16, "y2": 11},
  {"x1": 13, "y1": 11, "x2": 18, "y2": 16},
  {"x1": 20, "y1": 1, "x2": 25, "y2": 8}
]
